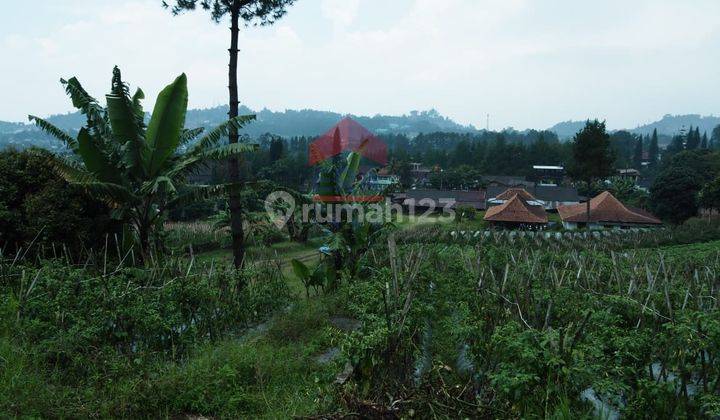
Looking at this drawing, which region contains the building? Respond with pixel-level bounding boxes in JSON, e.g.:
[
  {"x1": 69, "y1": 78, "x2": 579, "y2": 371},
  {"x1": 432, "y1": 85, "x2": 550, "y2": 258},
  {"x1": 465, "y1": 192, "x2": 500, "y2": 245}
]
[
  {"x1": 364, "y1": 168, "x2": 400, "y2": 192},
  {"x1": 532, "y1": 165, "x2": 565, "y2": 186},
  {"x1": 481, "y1": 175, "x2": 534, "y2": 189},
  {"x1": 484, "y1": 193, "x2": 548, "y2": 228},
  {"x1": 557, "y1": 191, "x2": 662, "y2": 230},
  {"x1": 487, "y1": 187, "x2": 544, "y2": 206},
  {"x1": 617, "y1": 168, "x2": 641, "y2": 183},
  {"x1": 486, "y1": 185, "x2": 583, "y2": 211},
  {"x1": 397, "y1": 189, "x2": 486, "y2": 213},
  {"x1": 409, "y1": 162, "x2": 432, "y2": 187}
]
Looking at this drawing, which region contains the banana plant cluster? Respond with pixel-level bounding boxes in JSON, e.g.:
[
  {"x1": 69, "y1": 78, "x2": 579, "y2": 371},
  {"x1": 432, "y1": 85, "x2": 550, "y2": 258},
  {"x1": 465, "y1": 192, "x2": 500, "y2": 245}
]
[
  {"x1": 293, "y1": 147, "x2": 394, "y2": 294},
  {"x1": 29, "y1": 67, "x2": 257, "y2": 261}
]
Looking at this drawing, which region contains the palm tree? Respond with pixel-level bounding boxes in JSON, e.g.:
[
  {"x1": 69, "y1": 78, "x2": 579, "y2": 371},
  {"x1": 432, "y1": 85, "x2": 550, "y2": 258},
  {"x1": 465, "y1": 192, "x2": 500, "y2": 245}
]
[{"x1": 29, "y1": 67, "x2": 257, "y2": 262}]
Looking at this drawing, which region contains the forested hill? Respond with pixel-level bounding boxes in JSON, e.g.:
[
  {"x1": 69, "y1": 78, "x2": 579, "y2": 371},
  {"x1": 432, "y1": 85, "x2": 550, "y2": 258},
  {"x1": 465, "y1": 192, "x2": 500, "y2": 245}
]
[
  {"x1": 186, "y1": 106, "x2": 477, "y2": 137},
  {"x1": 4, "y1": 107, "x2": 719, "y2": 150},
  {"x1": 0, "y1": 106, "x2": 477, "y2": 150},
  {"x1": 550, "y1": 114, "x2": 720, "y2": 140}
]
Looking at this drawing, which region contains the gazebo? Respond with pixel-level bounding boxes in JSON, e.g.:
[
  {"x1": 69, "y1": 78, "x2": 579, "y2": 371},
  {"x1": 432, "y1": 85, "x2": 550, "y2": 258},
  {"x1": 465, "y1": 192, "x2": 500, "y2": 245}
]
[
  {"x1": 484, "y1": 194, "x2": 548, "y2": 228},
  {"x1": 557, "y1": 191, "x2": 662, "y2": 229}
]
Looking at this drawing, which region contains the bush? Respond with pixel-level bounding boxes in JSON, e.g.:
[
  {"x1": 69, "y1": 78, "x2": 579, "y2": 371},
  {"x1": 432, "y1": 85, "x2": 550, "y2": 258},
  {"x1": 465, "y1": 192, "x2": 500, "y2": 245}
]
[
  {"x1": 336, "y1": 237, "x2": 720, "y2": 418},
  {"x1": 0, "y1": 149, "x2": 117, "y2": 254},
  {"x1": 650, "y1": 166, "x2": 702, "y2": 224},
  {"x1": 1, "y1": 259, "x2": 290, "y2": 371},
  {"x1": 267, "y1": 301, "x2": 328, "y2": 344},
  {"x1": 0, "y1": 253, "x2": 302, "y2": 418}
]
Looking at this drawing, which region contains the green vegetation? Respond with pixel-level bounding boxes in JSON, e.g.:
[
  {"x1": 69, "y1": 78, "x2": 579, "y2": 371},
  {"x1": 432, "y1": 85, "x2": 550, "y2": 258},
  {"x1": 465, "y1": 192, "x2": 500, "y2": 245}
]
[
  {"x1": 29, "y1": 68, "x2": 256, "y2": 261},
  {"x1": 0, "y1": 149, "x2": 116, "y2": 253},
  {"x1": 3, "y1": 213, "x2": 720, "y2": 417},
  {"x1": 3, "y1": 8, "x2": 720, "y2": 414}
]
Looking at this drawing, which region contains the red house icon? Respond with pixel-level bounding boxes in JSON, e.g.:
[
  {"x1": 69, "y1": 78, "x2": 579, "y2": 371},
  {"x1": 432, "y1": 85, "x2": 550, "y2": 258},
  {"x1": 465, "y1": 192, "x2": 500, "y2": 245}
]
[{"x1": 308, "y1": 117, "x2": 387, "y2": 166}]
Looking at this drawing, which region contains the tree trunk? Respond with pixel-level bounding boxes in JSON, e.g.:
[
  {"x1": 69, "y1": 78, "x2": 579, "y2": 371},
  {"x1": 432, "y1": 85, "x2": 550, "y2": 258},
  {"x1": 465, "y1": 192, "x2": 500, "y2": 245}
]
[
  {"x1": 585, "y1": 185, "x2": 591, "y2": 228},
  {"x1": 138, "y1": 223, "x2": 150, "y2": 265},
  {"x1": 228, "y1": 7, "x2": 245, "y2": 270}
]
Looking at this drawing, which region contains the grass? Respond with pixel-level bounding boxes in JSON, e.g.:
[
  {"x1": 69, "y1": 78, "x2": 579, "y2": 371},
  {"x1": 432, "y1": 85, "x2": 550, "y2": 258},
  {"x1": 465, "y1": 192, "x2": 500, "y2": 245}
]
[
  {"x1": 0, "y1": 300, "x2": 345, "y2": 418},
  {"x1": 147, "y1": 301, "x2": 343, "y2": 418},
  {"x1": 193, "y1": 238, "x2": 324, "y2": 298}
]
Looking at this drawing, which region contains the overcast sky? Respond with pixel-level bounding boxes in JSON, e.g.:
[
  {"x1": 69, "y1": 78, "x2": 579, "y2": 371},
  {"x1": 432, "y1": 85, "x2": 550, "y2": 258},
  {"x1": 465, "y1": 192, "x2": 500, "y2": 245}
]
[{"x1": 1, "y1": 0, "x2": 719, "y2": 130}]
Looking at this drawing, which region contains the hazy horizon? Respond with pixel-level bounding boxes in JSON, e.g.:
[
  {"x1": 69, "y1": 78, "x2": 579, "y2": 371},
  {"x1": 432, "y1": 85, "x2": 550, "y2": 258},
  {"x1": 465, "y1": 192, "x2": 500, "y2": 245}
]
[{"x1": 2, "y1": 0, "x2": 719, "y2": 130}]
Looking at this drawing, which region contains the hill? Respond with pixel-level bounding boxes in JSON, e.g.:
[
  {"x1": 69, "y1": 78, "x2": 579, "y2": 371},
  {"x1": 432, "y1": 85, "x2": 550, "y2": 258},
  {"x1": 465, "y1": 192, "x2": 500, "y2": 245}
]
[
  {"x1": 0, "y1": 106, "x2": 477, "y2": 150},
  {"x1": 549, "y1": 114, "x2": 720, "y2": 140}
]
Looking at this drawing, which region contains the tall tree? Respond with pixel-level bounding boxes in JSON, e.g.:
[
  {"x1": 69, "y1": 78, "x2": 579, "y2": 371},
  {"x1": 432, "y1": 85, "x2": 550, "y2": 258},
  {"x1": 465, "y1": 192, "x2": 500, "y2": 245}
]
[
  {"x1": 567, "y1": 120, "x2": 615, "y2": 226},
  {"x1": 650, "y1": 167, "x2": 701, "y2": 224},
  {"x1": 648, "y1": 128, "x2": 659, "y2": 167},
  {"x1": 711, "y1": 125, "x2": 720, "y2": 149},
  {"x1": 701, "y1": 131, "x2": 709, "y2": 149},
  {"x1": 164, "y1": 0, "x2": 296, "y2": 269},
  {"x1": 632, "y1": 136, "x2": 643, "y2": 170},
  {"x1": 269, "y1": 136, "x2": 284, "y2": 162},
  {"x1": 686, "y1": 126, "x2": 700, "y2": 150}
]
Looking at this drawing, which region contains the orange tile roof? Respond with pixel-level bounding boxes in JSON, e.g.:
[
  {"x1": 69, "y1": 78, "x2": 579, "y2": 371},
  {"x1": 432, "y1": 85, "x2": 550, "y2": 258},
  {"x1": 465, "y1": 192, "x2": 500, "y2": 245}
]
[
  {"x1": 494, "y1": 187, "x2": 538, "y2": 202},
  {"x1": 557, "y1": 191, "x2": 662, "y2": 225},
  {"x1": 484, "y1": 194, "x2": 548, "y2": 224}
]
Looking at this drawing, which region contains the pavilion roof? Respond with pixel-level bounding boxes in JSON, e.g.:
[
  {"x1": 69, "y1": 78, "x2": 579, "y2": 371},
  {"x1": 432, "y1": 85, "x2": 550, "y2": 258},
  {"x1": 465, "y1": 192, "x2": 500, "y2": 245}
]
[
  {"x1": 484, "y1": 194, "x2": 548, "y2": 224},
  {"x1": 557, "y1": 191, "x2": 661, "y2": 224}
]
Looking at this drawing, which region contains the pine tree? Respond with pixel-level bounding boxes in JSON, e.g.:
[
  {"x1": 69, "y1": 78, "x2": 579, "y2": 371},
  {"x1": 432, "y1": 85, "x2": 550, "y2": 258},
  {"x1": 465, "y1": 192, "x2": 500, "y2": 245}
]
[
  {"x1": 632, "y1": 136, "x2": 643, "y2": 170},
  {"x1": 649, "y1": 128, "x2": 659, "y2": 167},
  {"x1": 701, "y1": 132, "x2": 708, "y2": 149},
  {"x1": 164, "y1": 0, "x2": 297, "y2": 269},
  {"x1": 686, "y1": 126, "x2": 700, "y2": 149},
  {"x1": 711, "y1": 125, "x2": 720, "y2": 150}
]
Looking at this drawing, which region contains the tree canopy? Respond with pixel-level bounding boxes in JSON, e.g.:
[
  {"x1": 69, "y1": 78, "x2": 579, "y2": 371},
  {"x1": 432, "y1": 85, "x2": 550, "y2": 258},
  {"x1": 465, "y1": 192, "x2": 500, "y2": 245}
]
[{"x1": 568, "y1": 120, "x2": 615, "y2": 183}]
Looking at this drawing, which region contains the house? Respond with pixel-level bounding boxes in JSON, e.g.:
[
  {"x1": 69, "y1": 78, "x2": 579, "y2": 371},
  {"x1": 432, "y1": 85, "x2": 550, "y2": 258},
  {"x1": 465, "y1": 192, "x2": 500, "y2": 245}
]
[
  {"x1": 617, "y1": 168, "x2": 640, "y2": 183},
  {"x1": 532, "y1": 165, "x2": 565, "y2": 186},
  {"x1": 409, "y1": 162, "x2": 432, "y2": 186},
  {"x1": 481, "y1": 175, "x2": 534, "y2": 188},
  {"x1": 557, "y1": 191, "x2": 662, "y2": 230},
  {"x1": 484, "y1": 193, "x2": 548, "y2": 228},
  {"x1": 364, "y1": 168, "x2": 400, "y2": 192},
  {"x1": 486, "y1": 185, "x2": 583, "y2": 211},
  {"x1": 397, "y1": 189, "x2": 486, "y2": 213},
  {"x1": 487, "y1": 187, "x2": 544, "y2": 207}
]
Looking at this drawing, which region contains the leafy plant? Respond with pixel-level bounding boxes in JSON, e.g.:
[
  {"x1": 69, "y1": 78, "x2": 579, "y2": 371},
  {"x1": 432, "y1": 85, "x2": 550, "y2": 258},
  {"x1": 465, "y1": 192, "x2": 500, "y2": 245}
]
[
  {"x1": 29, "y1": 67, "x2": 257, "y2": 261},
  {"x1": 311, "y1": 148, "x2": 395, "y2": 286}
]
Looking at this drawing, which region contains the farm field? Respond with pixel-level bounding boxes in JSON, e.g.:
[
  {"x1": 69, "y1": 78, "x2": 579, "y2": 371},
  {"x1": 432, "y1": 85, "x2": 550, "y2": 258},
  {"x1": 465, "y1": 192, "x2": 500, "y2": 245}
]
[
  {"x1": 3, "y1": 218, "x2": 720, "y2": 418},
  {"x1": 3, "y1": 2, "x2": 720, "y2": 416}
]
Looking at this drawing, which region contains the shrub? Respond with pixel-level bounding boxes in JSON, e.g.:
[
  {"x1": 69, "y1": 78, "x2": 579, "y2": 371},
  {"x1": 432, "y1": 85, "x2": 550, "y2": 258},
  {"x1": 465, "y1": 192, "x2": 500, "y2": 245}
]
[
  {"x1": 2, "y1": 259, "x2": 290, "y2": 371},
  {"x1": 336, "y1": 238, "x2": 720, "y2": 418},
  {"x1": 0, "y1": 149, "x2": 117, "y2": 254}
]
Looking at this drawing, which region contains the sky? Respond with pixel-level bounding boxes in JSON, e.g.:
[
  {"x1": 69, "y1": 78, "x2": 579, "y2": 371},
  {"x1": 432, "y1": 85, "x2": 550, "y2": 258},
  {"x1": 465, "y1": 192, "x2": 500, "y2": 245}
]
[{"x1": 1, "y1": 0, "x2": 719, "y2": 130}]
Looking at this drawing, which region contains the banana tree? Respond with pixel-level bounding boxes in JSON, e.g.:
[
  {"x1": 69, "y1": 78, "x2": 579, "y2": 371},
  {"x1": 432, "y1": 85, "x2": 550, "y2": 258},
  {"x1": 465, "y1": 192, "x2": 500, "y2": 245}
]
[
  {"x1": 29, "y1": 67, "x2": 257, "y2": 261},
  {"x1": 293, "y1": 147, "x2": 394, "y2": 290}
]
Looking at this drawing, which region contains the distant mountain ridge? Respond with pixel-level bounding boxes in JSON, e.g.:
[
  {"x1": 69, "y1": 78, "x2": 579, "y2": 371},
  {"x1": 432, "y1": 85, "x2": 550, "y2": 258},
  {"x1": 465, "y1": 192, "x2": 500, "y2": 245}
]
[
  {"x1": 549, "y1": 114, "x2": 720, "y2": 140},
  {"x1": 2, "y1": 107, "x2": 718, "y2": 150},
  {"x1": 0, "y1": 106, "x2": 477, "y2": 150},
  {"x1": 0, "y1": 106, "x2": 475, "y2": 136}
]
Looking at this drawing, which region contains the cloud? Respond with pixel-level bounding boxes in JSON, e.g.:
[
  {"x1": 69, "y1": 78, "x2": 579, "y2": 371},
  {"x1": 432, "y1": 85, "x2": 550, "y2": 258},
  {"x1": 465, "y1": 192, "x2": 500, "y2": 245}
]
[
  {"x1": 320, "y1": 0, "x2": 360, "y2": 29},
  {"x1": 1, "y1": 0, "x2": 719, "y2": 130}
]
